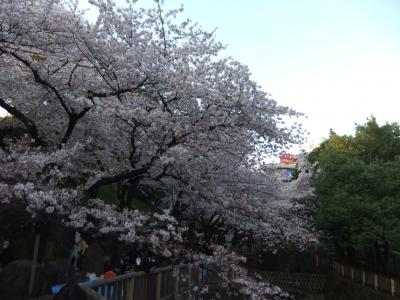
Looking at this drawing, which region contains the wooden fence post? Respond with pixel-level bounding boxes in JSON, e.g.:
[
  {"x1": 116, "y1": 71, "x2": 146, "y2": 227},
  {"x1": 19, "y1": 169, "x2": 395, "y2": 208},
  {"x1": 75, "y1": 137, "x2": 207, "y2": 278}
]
[
  {"x1": 362, "y1": 271, "x2": 365, "y2": 286},
  {"x1": 125, "y1": 278, "x2": 135, "y2": 300},
  {"x1": 173, "y1": 267, "x2": 180, "y2": 299},
  {"x1": 351, "y1": 268, "x2": 354, "y2": 281},
  {"x1": 155, "y1": 272, "x2": 161, "y2": 300},
  {"x1": 391, "y1": 279, "x2": 395, "y2": 296},
  {"x1": 374, "y1": 274, "x2": 378, "y2": 290}
]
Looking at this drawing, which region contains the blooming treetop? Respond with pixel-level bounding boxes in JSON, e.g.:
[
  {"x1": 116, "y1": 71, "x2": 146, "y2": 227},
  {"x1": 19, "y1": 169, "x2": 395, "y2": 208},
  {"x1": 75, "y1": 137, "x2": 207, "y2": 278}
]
[
  {"x1": 0, "y1": 1, "x2": 310, "y2": 298},
  {"x1": 0, "y1": 0, "x2": 307, "y2": 240}
]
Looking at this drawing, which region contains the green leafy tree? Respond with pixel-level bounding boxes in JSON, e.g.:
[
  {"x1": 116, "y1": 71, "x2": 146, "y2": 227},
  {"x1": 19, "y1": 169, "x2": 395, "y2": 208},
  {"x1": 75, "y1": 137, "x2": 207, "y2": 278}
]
[
  {"x1": 353, "y1": 117, "x2": 400, "y2": 163},
  {"x1": 311, "y1": 117, "x2": 400, "y2": 273}
]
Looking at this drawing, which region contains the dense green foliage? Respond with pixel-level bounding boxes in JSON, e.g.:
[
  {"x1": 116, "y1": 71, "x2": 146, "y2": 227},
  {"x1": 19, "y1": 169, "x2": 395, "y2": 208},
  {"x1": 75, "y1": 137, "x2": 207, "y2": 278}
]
[{"x1": 310, "y1": 117, "x2": 400, "y2": 271}]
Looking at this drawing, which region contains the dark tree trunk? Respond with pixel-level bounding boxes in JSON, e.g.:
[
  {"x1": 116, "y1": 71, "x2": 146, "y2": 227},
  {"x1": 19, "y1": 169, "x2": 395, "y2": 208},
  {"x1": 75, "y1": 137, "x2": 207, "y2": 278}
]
[
  {"x1": 117, "y1": 179, "x2": 139, "y2": 210},
  {"x1": 334, "y1": 241, "x2": 345, "y2": 261},
  {"x1": 383, "y1": 240, "x2": 389, "y2": 275},
  {"x1": 373, "y1": 240, "x2": 382, "y2": 273},
  {"x1": 346, "y1": 245, "x2": 355, "y2": 265},
  {"x1": 29, "y1": 227, "x2": 40, "y2": 297},
  {"x1": 36, "y1": 222, "x2": 50, "y2": 264},
  {"x1": 367, "y1": 246, "x2": 374, "y2": 269}
]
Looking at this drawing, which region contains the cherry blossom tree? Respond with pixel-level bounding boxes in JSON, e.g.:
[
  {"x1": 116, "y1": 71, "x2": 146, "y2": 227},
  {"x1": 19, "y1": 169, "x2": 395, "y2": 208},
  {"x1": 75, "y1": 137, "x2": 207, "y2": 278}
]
[{"x1": 0, "y1": 0, "x2": 311, "y2": 298}]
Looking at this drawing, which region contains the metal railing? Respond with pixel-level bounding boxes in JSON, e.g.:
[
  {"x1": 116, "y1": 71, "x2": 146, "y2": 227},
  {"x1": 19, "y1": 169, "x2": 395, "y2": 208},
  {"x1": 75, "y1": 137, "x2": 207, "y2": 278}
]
[{"x1": 86, "y1": 264, "x2": 203, "y2": 300}]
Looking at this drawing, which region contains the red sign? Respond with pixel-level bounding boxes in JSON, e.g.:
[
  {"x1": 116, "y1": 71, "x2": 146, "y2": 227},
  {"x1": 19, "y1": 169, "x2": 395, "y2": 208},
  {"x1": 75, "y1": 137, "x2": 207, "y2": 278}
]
[{"x1": 279, "y1": 152, "x2": 297, "y2": 165}]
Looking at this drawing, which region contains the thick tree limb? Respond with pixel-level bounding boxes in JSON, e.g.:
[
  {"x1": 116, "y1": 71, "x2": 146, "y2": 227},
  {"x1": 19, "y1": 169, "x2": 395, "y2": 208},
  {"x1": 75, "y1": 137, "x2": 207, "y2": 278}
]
[
  {"x1": 2, "y1": 49, "x2": 72, "y2": 115},
  {"x1": 2, "y1": 49, "x2": 92, "y2": 146},
  {"x1": 0, "y1": 97, "x2": 47, "y2": 147},
  {"x1": 87, "y1": 77, "x2": 148, "y2": 99},
  {"x1": 86, "y1": 167, "x2": 148, "y2": 197},
  {"x1": 60, "y1": 105, "x2": 92, "y2": 145}
]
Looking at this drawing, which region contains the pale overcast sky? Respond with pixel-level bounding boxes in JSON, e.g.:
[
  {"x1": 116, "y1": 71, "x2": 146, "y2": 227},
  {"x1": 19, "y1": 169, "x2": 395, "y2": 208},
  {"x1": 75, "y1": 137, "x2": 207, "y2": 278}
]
[
  {"x1": 2, "y1": 0, "x2": 400, "y2": 152},
  {"x1": 156, "y1": 0, "x2": 400, "y2": 151}
]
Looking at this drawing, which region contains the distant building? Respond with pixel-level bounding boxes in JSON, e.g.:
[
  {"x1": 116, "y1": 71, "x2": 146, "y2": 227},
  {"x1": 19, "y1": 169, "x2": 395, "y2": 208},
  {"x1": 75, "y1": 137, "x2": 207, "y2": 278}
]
[
  {"x1": 278, "y1": 152, "x2": 297, "y2": 181},
  {"x1": 264, "y1": 152, "x2": 298, "y2": 181}
]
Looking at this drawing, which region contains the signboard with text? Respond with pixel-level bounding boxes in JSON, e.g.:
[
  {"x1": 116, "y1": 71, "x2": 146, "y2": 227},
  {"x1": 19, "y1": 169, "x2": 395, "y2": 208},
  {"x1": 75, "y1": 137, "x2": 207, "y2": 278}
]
[{"x1": 279, "y1": 152, "x2": 297, "y2": 165}]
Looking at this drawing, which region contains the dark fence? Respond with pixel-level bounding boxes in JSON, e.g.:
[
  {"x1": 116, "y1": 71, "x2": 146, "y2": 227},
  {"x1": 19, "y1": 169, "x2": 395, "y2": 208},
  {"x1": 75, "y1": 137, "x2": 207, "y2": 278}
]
[
  {"x1": 257, "y1": 271, "x2": 327, "y2": 293},
  {"x1": 332, "y1": 261, "x2": 400, "y2": 297}
]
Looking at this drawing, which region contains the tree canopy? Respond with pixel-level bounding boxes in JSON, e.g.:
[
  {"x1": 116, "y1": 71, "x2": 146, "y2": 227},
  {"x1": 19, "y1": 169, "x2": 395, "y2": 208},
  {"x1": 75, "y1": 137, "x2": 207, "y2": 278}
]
[
  {"x1": 311, "y1": 117, "x2": 400, "y2": 271},
  {"x1": 0, "y1": 0, "x2": 310, "y2": 298}
]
